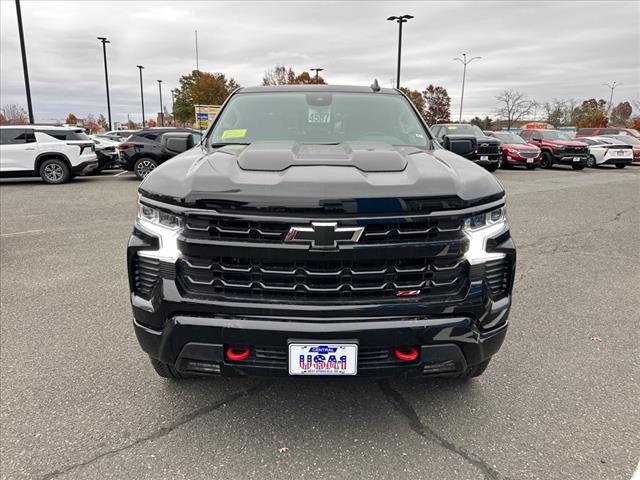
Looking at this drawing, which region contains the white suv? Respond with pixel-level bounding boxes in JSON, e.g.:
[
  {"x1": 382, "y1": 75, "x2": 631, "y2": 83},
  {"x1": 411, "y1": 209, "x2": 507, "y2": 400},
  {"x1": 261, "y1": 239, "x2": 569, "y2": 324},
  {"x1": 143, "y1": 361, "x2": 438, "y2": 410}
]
[{"x1": 0, "y1": 125, "x2": 98, "y2": 184}]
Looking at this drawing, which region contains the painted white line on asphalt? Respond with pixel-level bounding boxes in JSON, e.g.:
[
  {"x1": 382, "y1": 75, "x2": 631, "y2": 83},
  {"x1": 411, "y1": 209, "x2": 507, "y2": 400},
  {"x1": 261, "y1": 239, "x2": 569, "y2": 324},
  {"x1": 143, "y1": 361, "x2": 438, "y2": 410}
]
[
  {"x1": 631, "y1": 460, "x2": 640, "y2": 480},
  {"x1": 0, "y1": 229, "x2": 46, "y2": 237},
  {"x1": 113, "y1": 171, "x2": 129, "y2": 177}
]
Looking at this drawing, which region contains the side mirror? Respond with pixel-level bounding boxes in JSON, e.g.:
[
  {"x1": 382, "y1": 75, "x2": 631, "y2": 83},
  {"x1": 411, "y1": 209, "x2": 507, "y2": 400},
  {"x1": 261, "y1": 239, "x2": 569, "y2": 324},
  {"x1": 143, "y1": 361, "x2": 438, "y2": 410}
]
[
  {"x1": 443, "y1": 135, "x2": 474, "y2": 156},
  {"x1": 161, "y1": 132, "x2": 194, "y2": 154}
]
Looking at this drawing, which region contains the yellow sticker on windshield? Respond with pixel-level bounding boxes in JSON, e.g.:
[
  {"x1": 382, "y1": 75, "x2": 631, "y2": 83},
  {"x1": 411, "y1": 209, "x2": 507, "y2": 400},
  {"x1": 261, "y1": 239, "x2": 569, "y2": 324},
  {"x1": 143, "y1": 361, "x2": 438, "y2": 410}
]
[
  {"x1": 222, "y1": 129, "x2": 247, "y2": 139},
  {"x1": 448, "y1": 126, "x2": 457, "y2": 130}
]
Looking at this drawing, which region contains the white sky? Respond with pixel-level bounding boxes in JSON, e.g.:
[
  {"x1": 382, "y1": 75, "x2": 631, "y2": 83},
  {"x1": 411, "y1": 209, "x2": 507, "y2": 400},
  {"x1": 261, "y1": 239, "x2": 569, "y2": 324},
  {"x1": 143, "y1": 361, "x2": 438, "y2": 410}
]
[{"x1": 1, "y1": 0, "x2": 638, "y2": 123}]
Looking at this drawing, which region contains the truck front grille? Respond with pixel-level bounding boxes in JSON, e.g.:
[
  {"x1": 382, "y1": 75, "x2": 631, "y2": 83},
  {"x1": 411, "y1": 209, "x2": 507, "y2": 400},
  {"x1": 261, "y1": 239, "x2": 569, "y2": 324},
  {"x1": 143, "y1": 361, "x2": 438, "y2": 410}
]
[
  {"x1": 178, "y1": 254, "x2": 468, "y2": 303},
  {"x1": 477, "y1": 144, "x2": 500, "y2": 155}
]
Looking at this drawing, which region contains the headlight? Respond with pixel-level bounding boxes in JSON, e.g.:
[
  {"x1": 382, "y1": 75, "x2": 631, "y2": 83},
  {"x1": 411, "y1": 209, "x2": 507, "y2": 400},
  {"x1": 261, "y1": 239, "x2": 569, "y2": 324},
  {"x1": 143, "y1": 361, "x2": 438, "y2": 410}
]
[
  {"x1": 137, "y1": 200, "x2": 183, "y2": 229},
  {"x1": 136, "y1": 196, "x2": 183, "y2": 261},
  {"x1": 463, "y1": 206, "x2": 508, "y2": 264},
  {"x1": 555, "y1": 145, "x2": 565, "y2": 150}
]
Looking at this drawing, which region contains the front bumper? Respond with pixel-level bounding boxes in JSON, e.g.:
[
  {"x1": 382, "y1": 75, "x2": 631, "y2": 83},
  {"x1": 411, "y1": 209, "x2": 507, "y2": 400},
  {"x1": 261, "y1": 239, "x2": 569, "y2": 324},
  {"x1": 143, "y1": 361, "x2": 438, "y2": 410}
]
[{"x1": 553, "y1": 154, "x2": 588, "y2": 166}]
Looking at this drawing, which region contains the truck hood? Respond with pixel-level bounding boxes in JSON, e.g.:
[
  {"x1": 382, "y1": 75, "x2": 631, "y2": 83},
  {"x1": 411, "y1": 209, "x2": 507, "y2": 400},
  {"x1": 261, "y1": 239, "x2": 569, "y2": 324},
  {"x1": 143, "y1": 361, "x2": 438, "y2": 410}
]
[
  {"x1": 551, "y1": 140, "x2": 588, "y2": 147},
  {"x1": 444, "y1": 134, "x2": 500, "y2": 144},
  {"x1": 139, "y1": 141, "x2": 504, "y2": 214}
]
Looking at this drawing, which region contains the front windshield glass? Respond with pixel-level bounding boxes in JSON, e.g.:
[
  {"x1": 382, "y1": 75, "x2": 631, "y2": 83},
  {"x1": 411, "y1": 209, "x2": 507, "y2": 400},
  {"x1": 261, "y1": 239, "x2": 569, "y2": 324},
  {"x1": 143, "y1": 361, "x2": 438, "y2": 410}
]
[
  {"x1": 494, "y1": 132, "x2": 527, "y2": 144},
  {"x1": 542, "y1": 130, "x2": 571, "y2": 141},
  {"x1": 444, "y1": 125, "x2": 485, "y2": 137},
  {"x1": 208, "y1": 92, "x2": 429, "y2": 148}
]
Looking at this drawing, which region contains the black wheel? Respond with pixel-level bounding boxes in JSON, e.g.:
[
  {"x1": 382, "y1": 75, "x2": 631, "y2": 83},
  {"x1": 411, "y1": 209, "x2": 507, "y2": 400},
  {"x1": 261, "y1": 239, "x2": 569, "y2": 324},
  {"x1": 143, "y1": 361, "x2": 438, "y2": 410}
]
[
  {"x1": 572, "y1": 164, "x2": 585, "y2": 170},
  {"x1": 540, "y1": 152, "x2": 553, "y2": 169},
  {"x1": 485, "y1": 162, "x2": 499, "y2": 173},
  {"x1": 525, "y1": 164, "x2": 537, "y2": 170},
  {"x1": 586, "y1": 155, "x2": 597, "y2": 168},
  {"x1": 615, "y1": 164, "x2": 626, "y2": 169},
  {"x1": 149, "y1": 357, "x2": 197, "y2": 379},
  {"x1": 134, "y1": 158, "x2": 158, "y2": 180},
  {"x1": 39, "y1": 158, "x2": 71, "y2": 184},
  {"x1": 454, "y1": 359, "x2": 491, "y2": 379}
]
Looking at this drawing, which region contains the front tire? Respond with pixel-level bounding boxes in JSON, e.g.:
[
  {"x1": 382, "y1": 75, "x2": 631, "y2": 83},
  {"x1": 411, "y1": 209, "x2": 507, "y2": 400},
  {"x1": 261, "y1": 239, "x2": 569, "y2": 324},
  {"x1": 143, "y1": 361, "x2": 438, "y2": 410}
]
[
  {"x1": 615, "y1": 164, "x2": 626, "y2": 169},
  {"x1": 540, "y1": 152, "x2": 553, "y2": 169},
  {"x1": 39, "y1": 158, "x2": 71, "y2": 184},
  {"x1": 587, "y1": 155, "x2": 597, "y2": 168},
  {"x1": 134, "y1": 158, "x2": 158, "y2": 180},
  {"x1": 149, "y1": 357, "x2": 197, "y2": 379}
]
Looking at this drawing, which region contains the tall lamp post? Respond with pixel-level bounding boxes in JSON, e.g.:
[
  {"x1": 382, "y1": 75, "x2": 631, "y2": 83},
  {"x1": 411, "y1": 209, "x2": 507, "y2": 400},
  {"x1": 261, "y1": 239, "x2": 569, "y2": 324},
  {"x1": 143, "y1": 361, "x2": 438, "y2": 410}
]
[
  {"x1": 387, "y1": 14, "x2": 413, "y2": 89},
  {"x1": 137, "y1": 65, "x2": 145, "y2": 127},
  {"x1": 602, "y1": 81, "x2": 621, "y2": 115},
  {"x1": 453, "y1": 53, "x2": 481, "y2": 122},
  {"x1": 15, "y1": 0, "x2": 34, "y2": 124},
  {"x1": 310, "y1": 68, "x2": 324, "y2": 84},
  {"x1": 97, "y1": 37, "x2": 112, "y2": 130},
  {"x1": 170, "y1": 89, "x2": 176, "y2": 125},
  {"x1": 157, "y1": 80, "x2": 163, "y2": 127}
]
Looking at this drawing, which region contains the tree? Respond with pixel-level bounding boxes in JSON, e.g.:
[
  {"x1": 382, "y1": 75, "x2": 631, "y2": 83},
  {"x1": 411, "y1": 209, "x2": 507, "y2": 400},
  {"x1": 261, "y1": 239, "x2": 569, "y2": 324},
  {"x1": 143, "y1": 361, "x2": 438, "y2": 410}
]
[
  {"x1": 610, "y1": 101, "x2": 632, "y2": 126},
  {"x1": 399, "y1": 87, "x2": 426, "y2": 118},
  {"x1": 0, "y1": 112, "x2": 6, "y2": 125},
  {"x1": 0, "y1": 104, "x2": 29, "y2": 125},
  {"x1": 147, "y1": 119, "x2": 157, "y2": 128},
  {"x1": 422, "y1": 85, "x2": 451, "y2": 125},
  {"x1": 470, "y1": 116, "x2": 494, "y2": 130},
  {"x1": 97, "y1": 114, "x2": 108, "y2": 130},
  {"x1": 495, "y1": 90, "x2": 534, "y2": 129},
  {"x1": 262, "y1": 65, "x2": 326, "y2": 85},
  {"x1": 84, "y1": 114, "x2": 100, "y2": 134},
  {"x1": 173, "y1": 70, "x2": 240, "y2": 124},
  {"x1": 543, "y1": 100, "x2": 566, "y2": 127},
  {"x1": 572, "y1": 99, "x2": 608, "y2": 128},
  {"x1": 65, "y1": 113, "x2": 77, "y2": 124}
]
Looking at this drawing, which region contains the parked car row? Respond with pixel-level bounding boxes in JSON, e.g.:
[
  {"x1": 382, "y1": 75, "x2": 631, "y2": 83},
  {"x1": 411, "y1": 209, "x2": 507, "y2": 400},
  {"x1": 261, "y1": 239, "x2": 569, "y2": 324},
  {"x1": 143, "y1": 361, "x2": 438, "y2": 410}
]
[{"x1": 433, "y1": 123, "x2": 637, "y2": 172}]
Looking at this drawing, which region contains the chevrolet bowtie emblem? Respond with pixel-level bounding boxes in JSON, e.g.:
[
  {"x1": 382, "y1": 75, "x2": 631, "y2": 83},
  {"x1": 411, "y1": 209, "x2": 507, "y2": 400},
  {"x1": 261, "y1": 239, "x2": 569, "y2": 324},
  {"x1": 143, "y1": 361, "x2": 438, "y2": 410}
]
[{"x1": 285, "y1": 222, "x2": 364, "y2": 249}]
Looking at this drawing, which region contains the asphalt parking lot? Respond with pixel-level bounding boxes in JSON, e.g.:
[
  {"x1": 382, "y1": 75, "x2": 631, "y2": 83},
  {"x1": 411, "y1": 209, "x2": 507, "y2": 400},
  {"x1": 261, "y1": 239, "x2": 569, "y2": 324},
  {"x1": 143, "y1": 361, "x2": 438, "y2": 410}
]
[{"x1": 1, "y1": 166, "x2": 639, "y2": 480}]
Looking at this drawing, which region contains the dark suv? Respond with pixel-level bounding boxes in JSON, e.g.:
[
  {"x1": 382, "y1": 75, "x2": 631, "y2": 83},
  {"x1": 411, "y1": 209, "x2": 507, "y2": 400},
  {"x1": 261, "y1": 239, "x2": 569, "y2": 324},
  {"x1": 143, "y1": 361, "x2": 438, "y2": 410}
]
[
  {"x1": 118, "y1": 128, "x2": 202, "y2": 179},
  {"x1": 128, "y1": 85, "x2": 515, "y2": 381},
  {"x1": 430, "y1": 124, "x2": 502, "y2": 172}
]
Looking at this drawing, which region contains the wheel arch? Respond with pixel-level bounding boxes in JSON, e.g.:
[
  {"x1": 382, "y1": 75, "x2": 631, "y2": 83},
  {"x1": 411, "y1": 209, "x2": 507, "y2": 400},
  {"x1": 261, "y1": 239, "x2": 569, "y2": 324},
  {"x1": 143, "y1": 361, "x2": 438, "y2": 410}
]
[{"x1": 34, "y1": 152, "x2": 71, "y2": 172}]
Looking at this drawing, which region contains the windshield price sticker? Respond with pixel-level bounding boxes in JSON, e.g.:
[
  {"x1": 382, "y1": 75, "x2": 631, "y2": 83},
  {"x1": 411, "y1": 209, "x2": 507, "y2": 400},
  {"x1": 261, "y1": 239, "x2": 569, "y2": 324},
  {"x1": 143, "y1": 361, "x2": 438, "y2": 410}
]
[
  {"x1": 308, "y1": 108, "x2": 331, "y2": 124},
  {"x1": 222, "y1": 129, "x2": 247, "y2": 139}
]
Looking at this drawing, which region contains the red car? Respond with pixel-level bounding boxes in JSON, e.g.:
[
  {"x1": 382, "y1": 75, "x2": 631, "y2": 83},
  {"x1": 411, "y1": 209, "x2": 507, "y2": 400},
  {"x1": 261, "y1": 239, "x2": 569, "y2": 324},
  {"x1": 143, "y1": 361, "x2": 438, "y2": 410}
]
[
  {"x1": 487, "y1": 131, "x2": 541, "y2": 169},
  {"x1": 576, "y1": 127, "x2": 640, "y2": 140},
  {"x1": 519, "y1": 129, "x2": 589, "y2": 170}
]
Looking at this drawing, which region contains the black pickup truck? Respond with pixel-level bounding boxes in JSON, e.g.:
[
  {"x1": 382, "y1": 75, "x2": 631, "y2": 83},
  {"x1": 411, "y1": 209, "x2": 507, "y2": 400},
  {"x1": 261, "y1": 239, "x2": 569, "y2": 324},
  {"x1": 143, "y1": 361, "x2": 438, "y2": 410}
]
[
  {"x1": 431, "y1": 123, "x2": 502, "y2": 172},
  {"x1": 128, "y1": 85, "x2": 516, "y2": 381}
]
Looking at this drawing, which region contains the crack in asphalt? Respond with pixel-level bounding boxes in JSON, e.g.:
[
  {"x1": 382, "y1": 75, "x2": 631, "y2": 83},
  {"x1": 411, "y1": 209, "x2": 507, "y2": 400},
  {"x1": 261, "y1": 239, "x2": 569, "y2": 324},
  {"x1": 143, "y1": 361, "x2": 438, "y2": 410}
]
[
  {"x1": 38, "y1": 381, "x2": 271, "y2": 480},
  {"x1": 378, "y1": 380, "x2": 508, "y2": 480}
]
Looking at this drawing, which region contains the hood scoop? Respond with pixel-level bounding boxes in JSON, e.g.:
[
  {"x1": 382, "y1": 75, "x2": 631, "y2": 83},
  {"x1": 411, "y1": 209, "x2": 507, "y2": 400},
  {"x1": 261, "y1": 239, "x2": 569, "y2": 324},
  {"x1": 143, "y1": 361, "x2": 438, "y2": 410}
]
[{"x1": 235, "y1": 141, "x2": 408, "y2": 172}]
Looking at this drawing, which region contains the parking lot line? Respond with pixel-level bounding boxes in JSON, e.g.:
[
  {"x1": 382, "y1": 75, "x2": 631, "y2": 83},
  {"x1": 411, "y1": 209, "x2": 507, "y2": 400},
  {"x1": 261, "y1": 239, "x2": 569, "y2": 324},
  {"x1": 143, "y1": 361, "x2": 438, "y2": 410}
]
[
  {"x1": 0, "y1": 229, "x2": 46, "y2": 237},
  {"x1": 113, "y1": 171, "x2": 129, "y2": 177}
]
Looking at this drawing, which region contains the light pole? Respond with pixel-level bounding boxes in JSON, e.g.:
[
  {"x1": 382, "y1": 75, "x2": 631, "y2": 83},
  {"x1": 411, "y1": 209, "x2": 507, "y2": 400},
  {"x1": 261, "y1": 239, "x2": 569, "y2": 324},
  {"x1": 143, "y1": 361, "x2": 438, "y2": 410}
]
[
  {"x1": 453, "y1": 53, "x2": 481, "y2": 122},
  {"x1": 170, "y1": 89, "x2": 176, "y2": 124},
  {"x1": 15, "y1": 0, "x2": 34, "y2": 124},
  {"x1": 97, "y1": 37, "x2": 112, "y2": 130},
  {"x1": 602, "y1": 81, "x2": 621, "y2": 115},
  {"x1": 157, "y1": 80, "x2": 163, "y2": 127},
  {"x1": 137, "y1": 65, "x2": 145, "y2": 127},
  {"x1": 310, "y1": 68, "x2": 324, "y2": 84},
  {"x1": 387, "y1": 14, "x2": 413, "y2": 89}
]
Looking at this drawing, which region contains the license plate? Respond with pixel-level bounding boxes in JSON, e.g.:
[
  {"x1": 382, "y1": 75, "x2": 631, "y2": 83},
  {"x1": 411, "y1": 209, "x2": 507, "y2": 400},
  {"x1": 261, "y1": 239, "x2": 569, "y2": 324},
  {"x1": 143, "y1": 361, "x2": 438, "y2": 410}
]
[
  {"x1": 288, "y1": 343, "x2": 358, "y2": 375},
  {"x1": 480, "y1": 155, "x2": 489, "y2": 161},
  {"x1": 573, "y1": 157, "x2": 581, "y2": 162},
  {"x1": 526, "y1": 158, "x2": 534, "y2": 163},
  {"x1": 617, "y1": 150, "x2": 627, "y2": 156}
]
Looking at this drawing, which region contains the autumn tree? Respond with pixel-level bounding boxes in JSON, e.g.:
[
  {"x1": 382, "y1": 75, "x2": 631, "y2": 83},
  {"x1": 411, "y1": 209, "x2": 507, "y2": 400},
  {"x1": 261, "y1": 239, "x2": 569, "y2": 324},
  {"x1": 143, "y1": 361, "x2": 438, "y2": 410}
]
[
  {"x1": 173, "y1": 70, "x2": 240, "y2": 124},
  {"x1": 422, "y1": 85, "x2": 451, "y2": 125},
  {"x1": 65, "y1": 113, "x2": 77, "y2": 124},
  {"x1": 399, "y1": 87, "x2": 426, "y2": 118},
  {"x1": 147, "y1": 119, "x2": 157, "y2": 128},
  {"x1": 495, "y1": 90, "x2": 534, "y2": 129},
  {"x1": 0, "y1": 112, "x2": 6, "y2": 125},
  {"x1": 262, "y1": 65, "x2": 326, "y2": 85},
  {"x1": 97, "y1": 114, "x2": 108, "y2": 130},
  {"x1": 83, "y1": 114, "x2": 101, "y2": 134},
  {"x1": 572, "y1": 99, "x2": 608, "y2": 128},
  {"x1": 610, "y1": 101, "x2": 632, "y2": 126},
  {"x1": 0, "y1": 104, "x2": 29, "y2": 125}
]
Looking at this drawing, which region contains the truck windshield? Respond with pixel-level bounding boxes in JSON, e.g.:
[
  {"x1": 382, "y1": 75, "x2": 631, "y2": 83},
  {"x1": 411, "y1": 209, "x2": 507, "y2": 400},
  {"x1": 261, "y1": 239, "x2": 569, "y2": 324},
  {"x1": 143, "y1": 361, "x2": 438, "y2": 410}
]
[
  {"x1": 542, "y1": 130, "x2": 572, "y2": 141},
  {"x1": 444, "y1": 125, "x2": 485, "y2": 137},
  {"x1": 208, "y1": 92, "x2": 430, "y2": 148}
]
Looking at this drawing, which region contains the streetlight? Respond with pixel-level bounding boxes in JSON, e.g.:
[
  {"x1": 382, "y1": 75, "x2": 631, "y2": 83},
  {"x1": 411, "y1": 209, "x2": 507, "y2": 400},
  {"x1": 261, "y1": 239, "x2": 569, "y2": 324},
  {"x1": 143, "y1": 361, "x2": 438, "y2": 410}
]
[
  {"x1": 137, "y1": 65, "x2": 145, "y2": 127},
  {"x1": 97, "y1": 37, "x2": 112, "y2": 130},
  {"x1": 170, "y1": 89, "x2": 176, "y2": 121},
  {"x1": 310, "y1": 68, "x2": 324, "y2": 84},
  {"x1": 157, "y1": 80, "x2": 163, "y2": 127},
  {"x1": 387, "y1": 14, "x2": 413, "y2": 89},
  {"x1": 453, "y1": 53, "x2": 481, "y2": 122},
  {"x1": 15, "y1": 0, "x2": 34, "y2": 124},
  {"x1": 602, "y1": 81, "x2": 622, "y2": 115}
]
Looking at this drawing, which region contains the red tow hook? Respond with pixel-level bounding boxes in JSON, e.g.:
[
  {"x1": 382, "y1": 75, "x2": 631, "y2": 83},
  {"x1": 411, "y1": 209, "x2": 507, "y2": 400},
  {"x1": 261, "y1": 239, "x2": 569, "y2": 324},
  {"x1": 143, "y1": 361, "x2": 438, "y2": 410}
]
[
  {"x1": 394, "y1": 346, "x2": 419, "y2": 362},
  {"x1": 226, "y1": 346, "x2": 251, "y2": 361}
]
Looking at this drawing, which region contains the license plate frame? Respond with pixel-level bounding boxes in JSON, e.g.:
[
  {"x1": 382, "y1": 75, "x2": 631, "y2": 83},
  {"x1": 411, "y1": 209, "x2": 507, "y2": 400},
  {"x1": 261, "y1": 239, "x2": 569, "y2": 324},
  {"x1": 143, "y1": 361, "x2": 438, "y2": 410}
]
[
  {"x1": 288, "y1": 342, "x2": 358, "y2": 376},
  {"x1": 573, "y1": 157, "x2": 581, "y2": 162},
  {"x1": 480, "y1": 155, "x2": 489, "y2": 161}
]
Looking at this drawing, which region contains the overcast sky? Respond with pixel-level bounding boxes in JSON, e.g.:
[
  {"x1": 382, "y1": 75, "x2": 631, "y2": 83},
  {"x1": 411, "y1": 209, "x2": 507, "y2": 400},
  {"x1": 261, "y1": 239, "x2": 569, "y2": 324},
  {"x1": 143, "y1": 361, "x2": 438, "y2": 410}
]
[{"x1": 1, "y1": 0, "x2": 638, "y2": 123}]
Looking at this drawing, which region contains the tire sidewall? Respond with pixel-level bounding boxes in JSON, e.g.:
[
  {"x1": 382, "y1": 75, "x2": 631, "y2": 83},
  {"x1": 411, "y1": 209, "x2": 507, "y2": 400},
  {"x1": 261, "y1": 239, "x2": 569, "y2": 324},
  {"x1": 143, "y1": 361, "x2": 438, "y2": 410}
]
[
  {"x1": 540, "y1": 151, "x2": 553, "y2": 169},
  {"x1": 134, "y1": 158, "x2": 158, "y2": 180},
  {"x1": 587, "y1": 155, "x2": 596, "y2": 168},
  {"x1": 39, "y1": 158, "x2": 71, "y2": 184}
]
